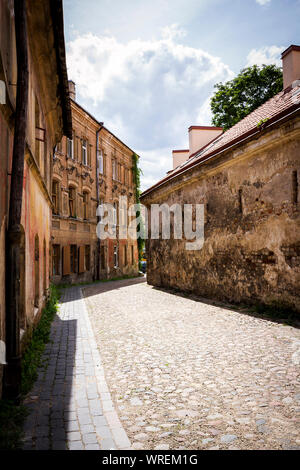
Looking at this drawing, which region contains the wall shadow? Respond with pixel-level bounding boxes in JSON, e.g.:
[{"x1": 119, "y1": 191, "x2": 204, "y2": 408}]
[
  {"x1": 22, "y1": 288, "x2": 79, "y2": 450},
  {"x1": 150, "y1": 284, "x2": 300, "y2": 330},
  {"x1": 77, "y1": 275, "x2": 147, "y2": 301}
]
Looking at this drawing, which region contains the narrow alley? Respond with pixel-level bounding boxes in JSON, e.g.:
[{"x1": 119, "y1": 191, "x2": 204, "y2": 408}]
[{"x1": 22, "y1": 278, "x2": 300, "y2": 450}]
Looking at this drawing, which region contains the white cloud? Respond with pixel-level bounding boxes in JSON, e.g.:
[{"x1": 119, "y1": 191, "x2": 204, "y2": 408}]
[
  {"x1": 66, "y1": 25, "x2": 233, "y2": 189},
  {"x1": 256, "y1": 0, "x2": 271, "y2": 5},
  {"x1": 137, "y1": 147, "x2": 172, "y2": 191},
  {"x1": 246, "y1": 45, "x2": 283, "y2": 67}
]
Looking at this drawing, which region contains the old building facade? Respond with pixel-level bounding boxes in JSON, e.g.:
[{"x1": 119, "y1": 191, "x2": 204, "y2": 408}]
[
  {"x1": 141, "y1": 45, "x2": 300, "y2": 313},
  {"x1": 0, "y1": 0, "x2": 72, "y2": 398},
  {"x1": 51, "y1": 84, "x2": 139, "y2": 284},
  {"x1": 52, "y1": 88, "x2": 99, "y2": 284}
]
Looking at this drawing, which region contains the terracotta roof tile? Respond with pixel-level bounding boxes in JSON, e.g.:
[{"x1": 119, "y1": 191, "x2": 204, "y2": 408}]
[{"x1": 141, "y1": 84, "x2": 300, "y2": 197}]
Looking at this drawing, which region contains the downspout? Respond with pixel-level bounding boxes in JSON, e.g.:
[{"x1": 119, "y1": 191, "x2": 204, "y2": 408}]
[
  {"x1": 4, "y1": 0, "x2": 29, "y2": 400},
  {"x1": 96, "y1": 123, "x2": 104, "y2": 280}
]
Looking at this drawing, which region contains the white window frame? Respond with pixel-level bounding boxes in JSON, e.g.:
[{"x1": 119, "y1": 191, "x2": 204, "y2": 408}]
[
  {"x1": 113, "y1": 202, "x2": 117, "y2": 227},
  {"x1": 67, "y1": 137, "x2": 73, "y2": 159},
  {"x1": 82, "y1": 139, "x2": 87, "y2": 165}
]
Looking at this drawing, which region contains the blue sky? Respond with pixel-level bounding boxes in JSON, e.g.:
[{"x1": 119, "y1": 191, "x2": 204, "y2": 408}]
[{"x1": 63, "y1": 0, "x2": 300, "y2": 190}]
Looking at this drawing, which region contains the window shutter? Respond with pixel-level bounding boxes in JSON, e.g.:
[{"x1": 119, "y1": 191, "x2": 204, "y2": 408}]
[
  {"x1": 63, "y1": 246, "x2": 71, "y2": 275},
  {"x1": 79, "y1": 246, "x2": 85, "y2": 273}
]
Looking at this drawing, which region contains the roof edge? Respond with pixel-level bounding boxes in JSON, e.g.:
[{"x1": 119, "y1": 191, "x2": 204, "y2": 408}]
[
  {"x1": 50, "y1": 0, "x2": 72, "y2": 139},
  {"x1": 188, "y1": 125, "x2": 223, "y2": 132},
  {"x1": 141, "y1": 104, "x2": 300, "y2": 200},
  {"x1": 281, "y1": 44, "x2": 300, "y2": 58}
]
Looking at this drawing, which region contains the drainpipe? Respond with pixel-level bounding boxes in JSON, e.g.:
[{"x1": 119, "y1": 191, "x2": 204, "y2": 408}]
[
  {"x1": 4, "y1": 0, "x2": 29, "y2": 400},
  {"x1": 96, "y1": 123, "x2": 104, "y2": 280}
]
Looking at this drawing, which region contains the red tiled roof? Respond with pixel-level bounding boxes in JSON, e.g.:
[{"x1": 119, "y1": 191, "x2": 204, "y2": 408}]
[{"x1": 141, "y1": 84, "x2": 300, "y2": 198}]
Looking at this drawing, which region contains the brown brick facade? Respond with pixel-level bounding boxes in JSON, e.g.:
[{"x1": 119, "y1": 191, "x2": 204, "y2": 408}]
[{"x1": 51, "y1": 96, "x2": 139, "y2": 284}]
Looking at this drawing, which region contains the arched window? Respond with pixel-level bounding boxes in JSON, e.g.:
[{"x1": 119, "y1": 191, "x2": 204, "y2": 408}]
[
  {"x1": 69, "y1": 186, "x2": 76, "y2": 218},
  {"x1": 52, "y1": 180, "x2": 59, "y2": 214}
]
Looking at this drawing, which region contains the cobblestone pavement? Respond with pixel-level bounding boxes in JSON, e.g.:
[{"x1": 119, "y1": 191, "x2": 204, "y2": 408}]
[
  {"x1": 83, "y1": 278, "x2": 300, "y2": 451},
  {"x1": 22, "y1": 287, "x2": 130, "y2": 450}
]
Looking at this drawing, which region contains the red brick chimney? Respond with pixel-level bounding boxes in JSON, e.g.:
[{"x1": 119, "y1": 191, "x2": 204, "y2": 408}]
[{"x1": 281, "y1": 45, "x2": 300, "y2": 90}]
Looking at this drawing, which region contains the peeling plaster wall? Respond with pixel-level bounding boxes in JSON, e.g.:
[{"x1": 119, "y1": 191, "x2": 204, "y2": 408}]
[
  {"x1": 143, "y1": 117, "x2": 300, "y2": 312},
  {"x1": 0, "y1": 0, "x2": 69, "y2": 396}
]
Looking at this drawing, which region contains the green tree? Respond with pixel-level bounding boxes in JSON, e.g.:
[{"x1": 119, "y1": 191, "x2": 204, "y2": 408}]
[{"x1": 211, "y1": 64, "x2": 283, "y2": 131}]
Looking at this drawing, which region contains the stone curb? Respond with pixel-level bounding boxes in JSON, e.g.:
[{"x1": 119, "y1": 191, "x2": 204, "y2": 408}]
[{"x1": 79, "y1": 287, "x2": 132, "y2": 450}]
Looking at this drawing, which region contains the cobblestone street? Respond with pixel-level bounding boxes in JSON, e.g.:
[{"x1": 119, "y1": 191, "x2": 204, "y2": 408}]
[{"x1": 83, "y1": 278, "x2": 300, "y2": 451}]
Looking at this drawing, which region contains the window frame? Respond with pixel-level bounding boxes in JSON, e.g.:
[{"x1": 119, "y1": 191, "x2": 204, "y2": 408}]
[
  {"x1": 52, "y1": 244, "x2": 60, "y2": 275},
  {"x1": 82, "y1": 138, "x2": 87, "y2": 166},
  {"x1": 52, "y1": 180, "x2": 59, "y2": 215},
  {"x1": 69, "y1": 186, "x2": 76, "y2": 218},
  {"x1": 70, "y1": 244, "x2": 77, "y2": 273}
]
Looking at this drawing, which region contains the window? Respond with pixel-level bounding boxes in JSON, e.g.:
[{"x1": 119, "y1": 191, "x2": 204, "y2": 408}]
[
  {"x1": 70, "y1": 245, "x2": 77, "y2": 273},
  {"x1": 82, "y1": 139, "x2": 87, "y2": 165},
  {"x1": 75, "y1": 136, "x2": 79, "y2": 160},
  {"x1": 85, "y1": 245, "x2": 90, "y2": 271},
  {"x1": 124, "y1": 245, "x2": 128, "y2": 266},
  {"x1": 52, "y1": 180, "x2": 59, "y2": 215},
  {"x1": 53, "y1": 244, "x2": 60, "y2": 275},
  {"x1": 83, "y1": 192, "x2": 88, "y2": 220},
  {"x1": 112, "y1": 160, "x2": 116, "y2": 180},
  {"x1": 69, "y1": 187, "x2": 76, "y2": 218},
  {"x1": 131, "y1": 245, "x2": 134, "y2": 265},
  {"x1": 114, "y1": 246, "x2": 118, "y2": 268},
  {"x1": 99, "y1": 151, "x2": 104, "y2": 174},
  {"x1": 113, "y1": 202, "x2": 117, "y2": 227},
  {"x1": 67, "y1": 136, "x2": 73, "y2": 159},
  {"x1": 100, "y1": 246, "x2": 105, "y2": 270},
  {"x1": 87, "y1": 144, "x2": 92, "y2": 166}
]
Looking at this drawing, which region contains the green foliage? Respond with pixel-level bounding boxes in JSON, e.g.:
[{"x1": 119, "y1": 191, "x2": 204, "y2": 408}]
[
  {"x1": 132, "y1": 153, "x2": 145, "y2": 262},
  {"x1": 0, "y1": 400, "x2": 28, "y2": 450},
  {"x1": 0, "y1": 285, "x2": 60, "y2": 450},
  {"x1": 211, "y1": 64, "x2": 283, "y2": 131},
  {"x1": 256, "y1": 117, "x2": 269, "y2": 128}
]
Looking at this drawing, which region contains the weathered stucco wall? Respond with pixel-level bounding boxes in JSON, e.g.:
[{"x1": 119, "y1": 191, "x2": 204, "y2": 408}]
[
  {"x1": 143, "y1": 116, "x2": 300, "y2": 312},
  {"x1": 0, "y1": 0, "x2": 70, "y2": 396}
]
